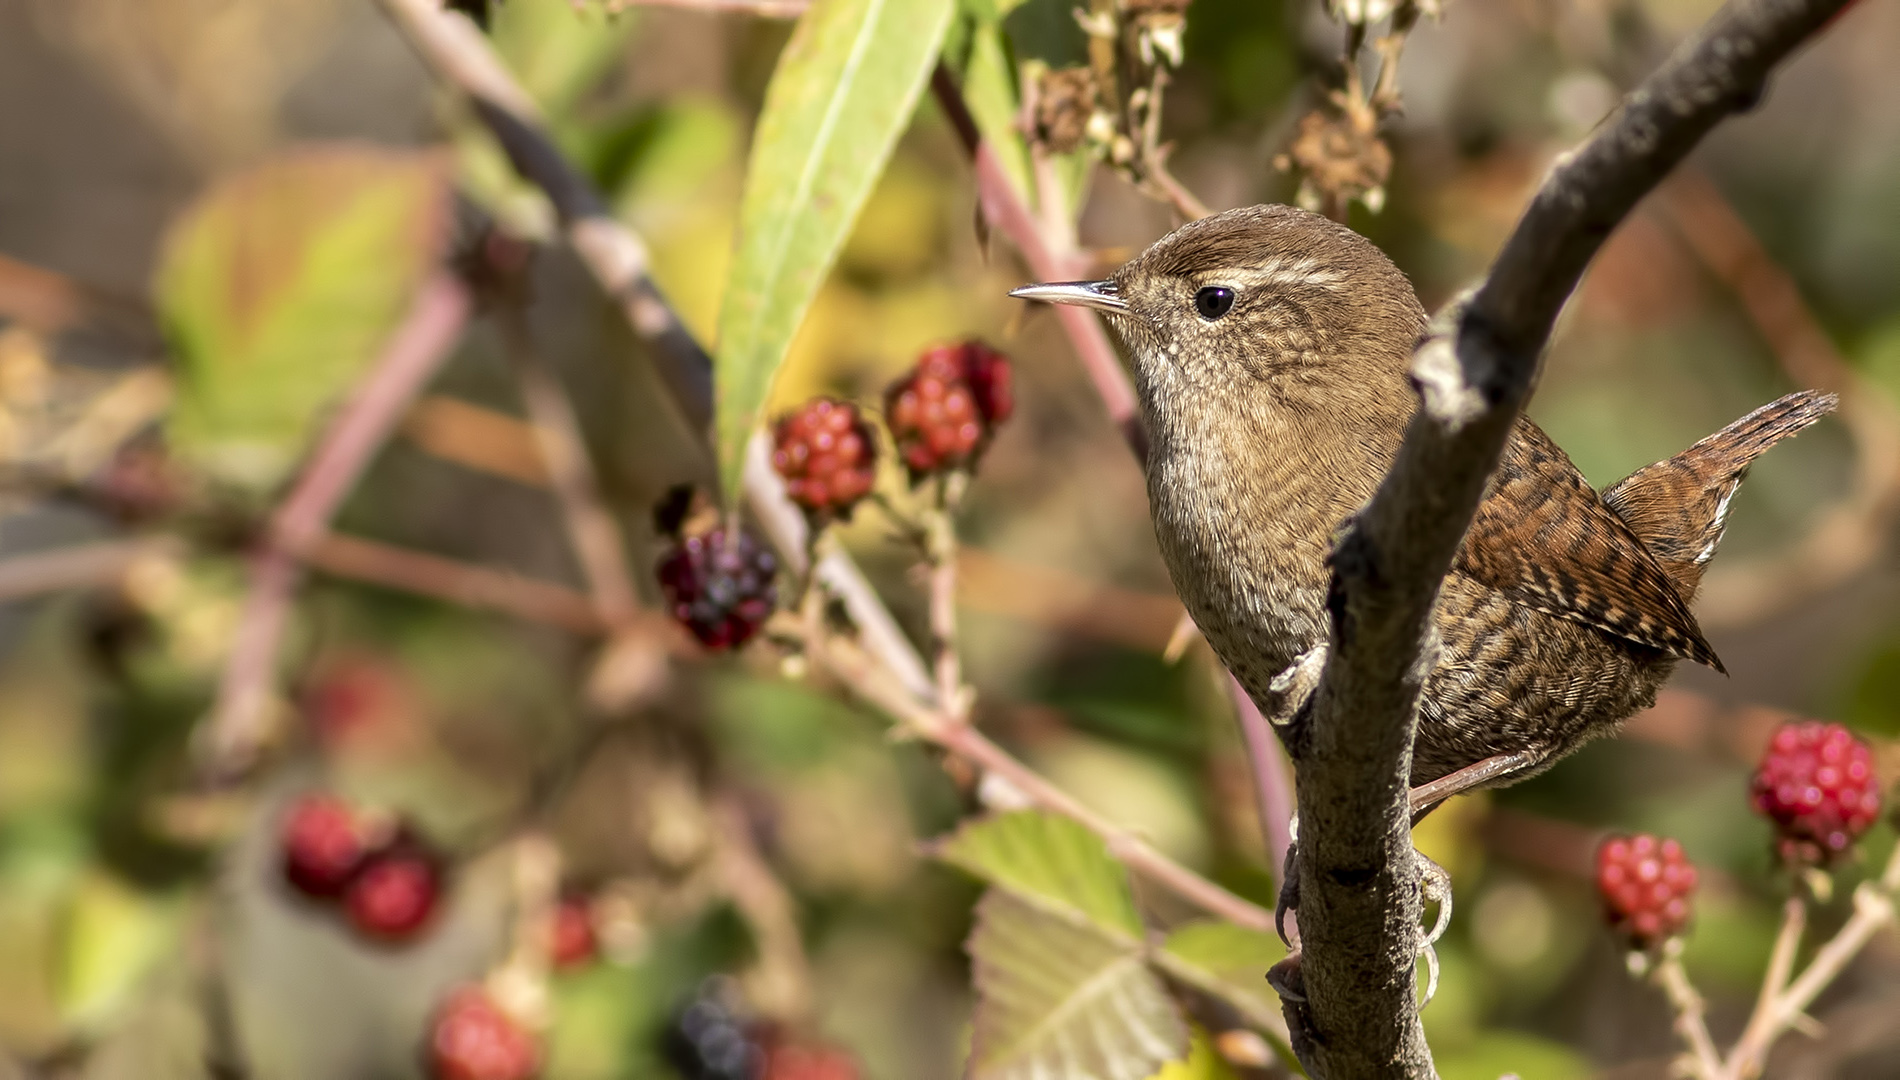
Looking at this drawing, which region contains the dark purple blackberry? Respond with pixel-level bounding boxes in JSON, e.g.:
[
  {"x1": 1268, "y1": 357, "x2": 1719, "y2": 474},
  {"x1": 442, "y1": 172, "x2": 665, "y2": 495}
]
[
  {"x1": 656, "y1": 528, "x2": 778, "y2": 651},
  {"x1": 663, "y1": 989, "x2": 763, "y2": 1080}
]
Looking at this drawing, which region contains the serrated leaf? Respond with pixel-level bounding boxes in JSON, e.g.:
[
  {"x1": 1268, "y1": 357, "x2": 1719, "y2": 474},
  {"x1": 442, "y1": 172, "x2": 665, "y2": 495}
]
[
  {"x1": 712, "y1": 0, "x2": 955, "y2": 499},
  {"x1": 156, "y1": 146, "x2": 449, "y2": 491},
  {"x1": 968, "y1": 890, "x2": 1188, "y2": 1080},
  {"x1": 1155, "y1": 921, "x2": 1295, "y2": 1060},
  {"x1": 937, "y1": 810, "x2": 1142, "y2": 936}
]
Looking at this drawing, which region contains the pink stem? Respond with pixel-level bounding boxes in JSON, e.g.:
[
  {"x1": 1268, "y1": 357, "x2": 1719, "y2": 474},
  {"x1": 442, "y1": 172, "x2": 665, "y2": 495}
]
[{"x1": 200, "y1": 274, "x2": 472, "y2": 777}]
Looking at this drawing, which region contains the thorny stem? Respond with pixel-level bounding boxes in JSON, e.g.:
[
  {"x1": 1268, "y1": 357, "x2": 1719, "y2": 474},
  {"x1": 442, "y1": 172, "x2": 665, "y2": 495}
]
[
  {"x1": 926, "y1": 473, "x2": 969, "y2": 724},
  {"x1": 811, "y1": 629, "x2": 1276, "y2": 934},
  {"x1": 1722, "y1": 845, "x2": 1900, "y2": 1078},
  {"x1": 1728, "y1": 894, "x2": 1808, "y2": 1077},
  {"x1": 200, "y1": 273, "x2": 471, "y2": 779},
  {"x1": 1653, "y1": 945, "x2": 1725, "y2": 1080}
]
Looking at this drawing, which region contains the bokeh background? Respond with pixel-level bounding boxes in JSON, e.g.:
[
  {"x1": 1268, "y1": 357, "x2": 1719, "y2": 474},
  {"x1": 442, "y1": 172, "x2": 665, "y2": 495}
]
[{"x1": 2, "y1": 0, "x2": 1900, "y2": 1077}]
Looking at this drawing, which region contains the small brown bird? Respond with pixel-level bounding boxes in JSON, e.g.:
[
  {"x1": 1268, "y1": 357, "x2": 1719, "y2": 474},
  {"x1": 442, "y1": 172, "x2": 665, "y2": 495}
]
[{"x1": 1013, "y1": 204, "x2": 1834, "y2": 808}]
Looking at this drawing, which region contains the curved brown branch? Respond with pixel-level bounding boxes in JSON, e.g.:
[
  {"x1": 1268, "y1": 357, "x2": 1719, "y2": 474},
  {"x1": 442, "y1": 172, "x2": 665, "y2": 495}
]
[{"x1": 1288, "y1": 1, "x2": 1852, "y2": 1075}]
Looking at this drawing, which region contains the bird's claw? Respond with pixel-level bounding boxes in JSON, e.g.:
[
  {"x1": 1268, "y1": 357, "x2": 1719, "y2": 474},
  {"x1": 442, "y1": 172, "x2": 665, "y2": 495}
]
[{"x1": 1417, "y1": 851, "x2": 1453, "y2": 1007}]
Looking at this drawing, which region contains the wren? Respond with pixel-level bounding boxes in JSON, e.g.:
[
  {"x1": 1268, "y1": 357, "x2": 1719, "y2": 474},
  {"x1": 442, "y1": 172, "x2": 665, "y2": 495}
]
[{"x1": 1013, "y1": 204, "x2": 1834, "y2": 807}]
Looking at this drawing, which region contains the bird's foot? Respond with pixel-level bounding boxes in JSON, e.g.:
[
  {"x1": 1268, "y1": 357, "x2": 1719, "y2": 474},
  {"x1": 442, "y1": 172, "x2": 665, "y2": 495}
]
[{"x1": 1417, "y1": 850, "x2": 1453, "y2": 1007}]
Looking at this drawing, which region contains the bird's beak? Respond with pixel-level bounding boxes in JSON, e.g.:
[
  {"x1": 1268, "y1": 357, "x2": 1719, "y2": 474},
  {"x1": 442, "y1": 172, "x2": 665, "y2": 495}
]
[{"x1": 1008, "y1": 280, "x2": 1127, "y2": 313}]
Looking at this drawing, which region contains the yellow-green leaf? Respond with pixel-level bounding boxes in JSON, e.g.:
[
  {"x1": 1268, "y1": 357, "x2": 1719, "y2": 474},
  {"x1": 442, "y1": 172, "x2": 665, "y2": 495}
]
[
  {"x1": 156, "y1": 146, "x2": 449, "y2": 492},
  {"x1": 936, "y1": 809, "x2": 1142, "y2": 937},
  {"x1": 712, "y1": 0, "x2": 955, "y2": 499}
]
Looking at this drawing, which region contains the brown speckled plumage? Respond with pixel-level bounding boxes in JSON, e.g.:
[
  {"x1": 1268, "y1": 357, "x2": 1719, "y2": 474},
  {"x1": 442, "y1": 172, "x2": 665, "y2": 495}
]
[{"x1": 1017, "y1": 204, "x2": 1835, "y2": 795}]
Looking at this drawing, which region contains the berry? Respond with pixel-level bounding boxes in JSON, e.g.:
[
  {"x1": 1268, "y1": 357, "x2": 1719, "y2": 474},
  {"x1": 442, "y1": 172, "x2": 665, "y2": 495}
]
[
  {"x1": 1749, "y1": 720, "x2": 1882, "y2": 866},
  {"x1": 1596, "y1": 833, "x2": 1697, "y2": 947},
  {"x1": 885, "y1": 341, "x2": 1014, "y2": 478},
  {"x1": 281, "y1": 794, "x2": 369, "y2": 899},
  {"x1": 759, "y1": 1037, "x2": 860, "y2": 1080},
  {"x1": 663, "y1": 988, "x2": 762, "y2": 1080},
  {"x1": 657, "y1": 528, "x2": 778, "y2": 651},
  {"x1": 549, "y1": 895, "x2": 597, "y2": 969},
  {"x1": 345, "y1": 847, "x2": 442, "y2": 941},
  {"x1": 428, "y1": 987, "x2": 540, "y2": 1080},
  {"x1": 304, "y1": 655, "x2": 411, "y2": 750},
  {"x1": 772, "y1": 399, "x2": 878, "y2": 519}
]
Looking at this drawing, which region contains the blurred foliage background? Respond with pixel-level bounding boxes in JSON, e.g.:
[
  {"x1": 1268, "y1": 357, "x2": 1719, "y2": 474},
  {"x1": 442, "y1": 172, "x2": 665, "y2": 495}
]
[{"x1": 1, "y1": 0, "x2": 1899, "y2": 1077}]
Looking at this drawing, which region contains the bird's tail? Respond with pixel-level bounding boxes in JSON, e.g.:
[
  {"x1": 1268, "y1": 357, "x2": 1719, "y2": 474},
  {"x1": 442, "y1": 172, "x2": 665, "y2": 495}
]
[{"x1": 1602, "y1": 389, "x2": 1837, "y2": 599}]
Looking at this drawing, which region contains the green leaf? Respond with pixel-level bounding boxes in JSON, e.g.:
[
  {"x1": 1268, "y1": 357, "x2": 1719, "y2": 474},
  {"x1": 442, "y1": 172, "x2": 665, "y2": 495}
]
[
  {"x1": 54, "y1": 872, "x2": 182, "y2": 1032},
  {"x1": 156, "y1": 146, "x2": 449, "y2": 492},
  {"x1": 1154, "y1": 921, "x2": 1296, "y2": 1063},
  {"x1": 712, "y1": 0, "x2": 955, "y2": 499},
  {"x1": 936, "y1": 809, "x2": 1142, "y2": 936},
  {"x1": 967, "y1": 890, "x2": 1189, "y2": 1080},
  {"x1": 958, "y1": 20, "x2": 1034, "y2": 200}
]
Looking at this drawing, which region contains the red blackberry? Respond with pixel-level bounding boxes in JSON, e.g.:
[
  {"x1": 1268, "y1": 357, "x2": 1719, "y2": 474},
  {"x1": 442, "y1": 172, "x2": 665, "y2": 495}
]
[
  {"x1": 281, "y1": 794, "x2": 369, "y2": 899},
  {"x1": 549, "y1": 894, "x2": 597, "y2": 969},
  {"x1": 663, "y1": 986, "x2": 762, "y2": 1080},
  {"x1": 345, "y1": 847, "x2": 442, "y2": 942},
  {"x1": 772, "y1": 399, "x2": 878, "y2": 519},
  {"x1": 1596, "y1": 833, "x2": 1697, "y2": 947},
  {"x1": 759, "y1": 1037, "x2": 860, "y2": 1080},
  {"x1": 885, "y1": 341, "x2": 1014, "y2": 479},
  {"x1": 428, "y1": 986, "x2": 540, "y2": 1080},
  {"x1": 1749, "y1": 720, "x2": 1882, "y2": 866},
  {"x1": 656, "y1": 528, "x2": 778, "y2": 651}
]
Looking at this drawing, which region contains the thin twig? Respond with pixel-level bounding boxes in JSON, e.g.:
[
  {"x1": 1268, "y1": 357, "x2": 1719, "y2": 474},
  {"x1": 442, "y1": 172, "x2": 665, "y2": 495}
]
[
  {"x1": 712, "y1": 793, "x2": 814, "y2": 1023},
  {"x1": 929, "y1": 66, "x2": 1146, "y2": 458},
  {"x1": 1654, "y1": 948, "x2": 1726, "y2": 1080},
  {"x1": 380, "y1": 0, "x2": 935, "y2": 703},
  {"x1": 500, "y1": 307, "x2": 641, "y2": 628},
  {"x1": 304, "y1": 530, "x2": 613, "y2": 635},
  {"x1": 1724, "y1": 845, "x2": 1900, "y2": 1078},
  {"x1": 1228, "y1": 675, "x2": 1295, "y2": 884},
  {"x1": 926, "y1": 474, "x2": 968, "y2": 722},
  {"x1": 0, "y1": 537, "x2": 178, "y2": 604},
  {"x1": 200, "y1": 274, "x2": 470, "y2": 778},
  {"x1": 1726, "y1": 895, "x2": 1808, "y2": 1078},
  {"x1": 812, "y1": 629, "x2": 1275, "y2": 933}
]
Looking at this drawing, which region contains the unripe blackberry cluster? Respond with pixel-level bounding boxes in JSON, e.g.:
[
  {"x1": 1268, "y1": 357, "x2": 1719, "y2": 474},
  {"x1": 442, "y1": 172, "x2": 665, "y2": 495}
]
[
  {"x1": 1749, "y1": 720, "x2": 1882, "y2": 867},
  {"x1": 279, "y1": 793, "x2": 443, "y2": 943},
  {"x1": 772, "y1": 399, "x2": 877, "y2": 519},
  {"x1": 1595, "y1": 833, "x2": 1697, "y2": 948},
  {"x1": 427, "y1": 986, "x2": 540, "y2": 1080},
  {"x1": 884, "y1": 341, "x2": 1014, "y2": 479},
  {"x1": 656, "y1": 527, "x2": 779, "y2": 651}
]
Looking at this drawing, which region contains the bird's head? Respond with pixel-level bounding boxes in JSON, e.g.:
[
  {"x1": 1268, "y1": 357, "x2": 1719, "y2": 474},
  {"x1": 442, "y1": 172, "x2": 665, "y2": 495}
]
[{"x1": 1011, "y1": 204, "x2": 1426, "y2": 427}]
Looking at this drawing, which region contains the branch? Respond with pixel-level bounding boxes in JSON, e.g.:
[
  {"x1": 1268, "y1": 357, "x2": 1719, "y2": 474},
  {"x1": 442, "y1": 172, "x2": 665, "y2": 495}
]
[
  {"x1": 0, "y1": 537, "x2": 177, "y2": 604},
  {"x1": 379, "y1": 0, "x2": 936, "y2": 705},
  {"x1": 199, "y1": 273, "x2": 470, "y2": 779},
  {"x1": 928, "y1": 66, "x2": 1145, "y2": 459},
  {"x1": 1654, "y1": 949, "x2": 1725, "y2": 1080},
  {"x1": 304, "y1": 530, "x2": 611, "y2": 635},
  {"x1": 812, "y1": 629, "x2": 1275, "y2": 934},
  {"x1": 1723, "y1": 844, "x2": 1900, "y2": 1078},
  {"x1": 1288, "y1": 1, "x2": 1850, "y2": 1074}
]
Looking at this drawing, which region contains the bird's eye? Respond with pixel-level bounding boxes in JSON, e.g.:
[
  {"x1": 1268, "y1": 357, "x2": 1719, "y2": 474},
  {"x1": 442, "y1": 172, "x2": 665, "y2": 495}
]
[{"x1": 1194, "y1": 286, "x2": 1235, "y2": 320}]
